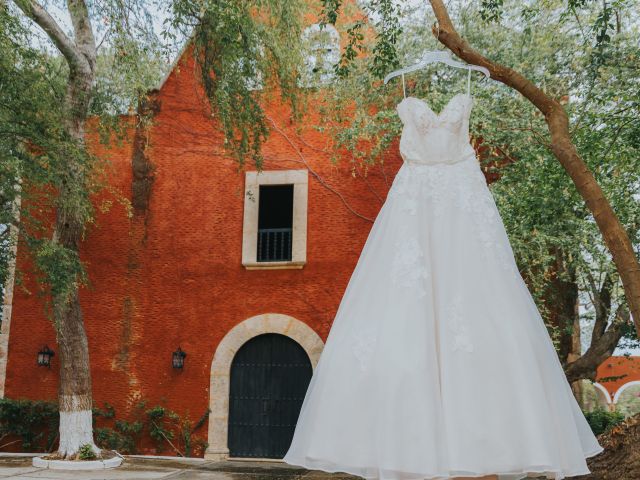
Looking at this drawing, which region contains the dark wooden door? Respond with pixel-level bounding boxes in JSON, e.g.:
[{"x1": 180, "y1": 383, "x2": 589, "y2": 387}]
[{"x1": 228, "y1": 333, "x2": 313, "y2": 458}]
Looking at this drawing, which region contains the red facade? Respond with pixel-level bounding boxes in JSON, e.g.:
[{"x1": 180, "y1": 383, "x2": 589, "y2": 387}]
[{"x1": 4, "y1": 54, "x2": 402, "y2": 454}]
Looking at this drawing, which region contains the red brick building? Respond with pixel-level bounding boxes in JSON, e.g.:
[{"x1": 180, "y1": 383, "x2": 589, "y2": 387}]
[
  {"x1": 1, "y1": 44, "x2": 639, "y2": 458},
  {"x1": 0, "y1": 44, "x2": 406, "y2": 457}
]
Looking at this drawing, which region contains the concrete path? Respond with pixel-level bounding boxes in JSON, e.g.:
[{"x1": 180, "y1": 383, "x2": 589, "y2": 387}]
[
  {"x1": 0, "y1": 455, "x2": 358, "y2": 480},
  {"x1": 0, "y1": 455, "x2": 559, "y2": 479}
]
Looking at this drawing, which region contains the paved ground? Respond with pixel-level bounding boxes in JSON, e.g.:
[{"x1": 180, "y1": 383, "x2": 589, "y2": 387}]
[
  {"x1": 0, "y1": 455, "x2": 560, "y2": 480},
  {"x1": 0, "y1": 455, "x2": 358, "y2": 480}
]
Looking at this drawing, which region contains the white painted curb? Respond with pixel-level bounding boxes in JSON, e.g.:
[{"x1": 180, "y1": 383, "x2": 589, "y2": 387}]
[{"x1": 32, "y1": 455, "x2": 123, "y2": 470}]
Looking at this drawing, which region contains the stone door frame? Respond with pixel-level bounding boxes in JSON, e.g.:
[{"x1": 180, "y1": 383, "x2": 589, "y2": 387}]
[{"x1": 205, "y1": 313, "x2": 324, "y2": 460}]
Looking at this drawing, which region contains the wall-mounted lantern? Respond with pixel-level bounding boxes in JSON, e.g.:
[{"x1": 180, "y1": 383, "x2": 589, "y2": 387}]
[
  {"x1": 172, "y1": 347, "x2": 186, "y2": 369},
  {"x1": 37, "y1": 346, "x2": 55, "y2": 367}
]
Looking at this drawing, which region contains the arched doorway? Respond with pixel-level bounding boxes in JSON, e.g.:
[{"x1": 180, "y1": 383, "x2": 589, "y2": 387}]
[
  {"x1": 205, "y1": 313, "x2": 324, "y2": 460},
  {"x1": 228, "y1": 333, "x2": 312, "y2": 458}
]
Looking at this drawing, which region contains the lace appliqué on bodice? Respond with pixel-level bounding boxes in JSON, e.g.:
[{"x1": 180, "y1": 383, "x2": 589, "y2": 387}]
[
  {"x1": 397, "y1": 93, "x2": 476, "y2": 166},
  {"x1": 389, "y1": 94, "x2": 520, "y2": 280},
  {"x1": 403, "y1": 93, "x2": 472, "y2": 131}
]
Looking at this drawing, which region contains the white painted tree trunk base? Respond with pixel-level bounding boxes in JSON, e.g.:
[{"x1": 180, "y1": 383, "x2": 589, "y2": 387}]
[
  {"x1": 57, "y1": 408, "x2": 100, "y2": 458},
  {"x1": 32, "y1": 456, "x2": 123, "y2": 470}
]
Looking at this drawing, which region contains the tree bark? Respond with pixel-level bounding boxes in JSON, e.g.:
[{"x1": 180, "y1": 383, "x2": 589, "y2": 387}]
[
  {"x1": 427, "y1": 0, "x2": 640, "y2": 337},
  {"x1": 540, "y1": 251, "x2": 627, "y2": 384},
  {"x1": 13, "y1": 0, "x2": 98, "y2": 459},
  {"x1": 544, "y1": 248, "x2": 580, "y2": 366},
  {"x1": 564, "y1": 306, "x2": 628, "y2": 383}
]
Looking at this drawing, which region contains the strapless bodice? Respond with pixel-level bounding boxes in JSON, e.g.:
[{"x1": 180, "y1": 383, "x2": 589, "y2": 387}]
[{"x1": 397, "y1": 93, "x2": 476, "y2": 165}]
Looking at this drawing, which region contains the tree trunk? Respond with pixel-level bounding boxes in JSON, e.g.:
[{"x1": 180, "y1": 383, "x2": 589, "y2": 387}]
[
  {"x1": 536, "y1": 250, "x2": 627, "y2": 385},
  {"x1": 12, "y1": 0, "x2": 99, "y2": 458},
  {"x1": 427, "y1": 0, "x2": 640, "y2": 337},
  {"x1": 542, "y1": 249, "x2": 581, "y2": 366},
  {"x1": 54, "y1": 291, "x2": 96, "y2": 457},
  {"x1": 53, "y1": 66, "x2": 98, "y2": 458}
]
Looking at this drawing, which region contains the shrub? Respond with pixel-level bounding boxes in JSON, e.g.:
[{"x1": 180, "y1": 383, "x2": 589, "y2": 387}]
[
  {"x1": 584, "y1": 407, "x2": 625, "y2": 436},
  {"x1": 0, "y1": 398, "x2": 58, "y2": 452},
  {"x1": 0, "y1": 397, "x2": 208, "y2": 457},
  {"x1": 77, "y1": 443, "x2": 97, "y2": 460},
  {"x1": 93, "y1": 402, "x2": 142, "y2": 454},
  {"x1": 144, "y1": 403, "x2": 209, "y2": 456}
]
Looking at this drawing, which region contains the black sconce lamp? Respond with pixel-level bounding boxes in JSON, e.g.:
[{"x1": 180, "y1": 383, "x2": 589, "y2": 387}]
[
  {"x1": 37, "y1": 345, "x2": 55, "y2": 367},
  {"x1": 172, "y1": 347, "x2": 186, "y2": 369}
]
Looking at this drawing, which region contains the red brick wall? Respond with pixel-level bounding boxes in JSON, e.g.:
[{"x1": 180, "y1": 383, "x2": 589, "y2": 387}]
[
  {"x1": 4, "y1": 53, "x2": 402, "y2": 454},
  {"x1": 597, "y1": 356, "x2": 640, "y2": 399}
]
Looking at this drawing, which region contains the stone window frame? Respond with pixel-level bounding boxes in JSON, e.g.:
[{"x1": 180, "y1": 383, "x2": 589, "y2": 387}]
[{"x1": 241, "y1": 169, "x2": 308, "y2": 270}]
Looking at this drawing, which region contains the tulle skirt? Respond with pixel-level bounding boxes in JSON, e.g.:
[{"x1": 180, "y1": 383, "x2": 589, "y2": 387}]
[{"x1": 283, "y1": 154, "x2": 603, "y2": 480}]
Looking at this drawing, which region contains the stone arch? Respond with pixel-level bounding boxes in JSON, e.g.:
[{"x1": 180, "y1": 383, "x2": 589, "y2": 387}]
[
  {"x1": 205, "y1": 313, "x2": 324, "y2": 460},
  {"x1": 576, "y1": 380, "x2": 612, "y2": 412},
  {"x1": 613, "y1": 380, "x2": 640, "y2": 404},
  {"x1": 593, "y1": 382, "x2": 613, "y2": 405},
  {"x1": 613, "y1": 380, "x2": 640, "y2": 417}
]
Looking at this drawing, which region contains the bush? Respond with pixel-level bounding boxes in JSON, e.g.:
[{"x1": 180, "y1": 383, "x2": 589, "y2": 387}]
[
  {"x1": 0, "y1": 398, "x2": 58, "y2": 452},
  {"x1": 77, "y1": 443, "x2": 97, "y2": 460},
  {"x1": 0, "y1": 397, "x2": 208, "y2": 457},
  {"x1": 584, "y1": 407, "x2": 625, "y2": 436},
  {"x1": 93, "y1": 403, "x2": 142, "y2": 454},
  {"x1": 143, "y1": 403, "x2": 209, "y2": 457}
]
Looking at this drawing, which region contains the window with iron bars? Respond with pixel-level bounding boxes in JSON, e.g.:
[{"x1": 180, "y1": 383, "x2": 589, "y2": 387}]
[{"x1": 257, "y1": 184, "x2": 293, "y2": 262}]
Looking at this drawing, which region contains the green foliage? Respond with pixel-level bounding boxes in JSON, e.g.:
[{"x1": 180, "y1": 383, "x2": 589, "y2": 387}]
[
  {"x1": 321, "y1": 0, "x2": 402, "y2": 79},
  {"x1": 96, "y1": 419, "x2": 143, "y2": 453},
  {"x1": 0, "y1": 398, "x2": 208, "y2": 456},
  {"x1": 77, "y1": 443, "x2": 97, "y2": 460},
  {"x1": 93, "y1": 403, "x2": 143, "y2": 453},
  {"x1": 181, "y1": 410, "x2": 210, "y2": 457},
  {"x1": 93, "y1": 401, "x2": 208, "y2": 455},
  {"x1": 367, "y1": 0, "x2": 403, "y2": 79},
  {"x1": 143, "y1": 402, "x2": 209, "y2": 456},
  {"x1": 480, "y1": 0, "x2": 505, "y2": 22},
  {"x1": 32, "y1": 239, "x2": 88, "y2": 307},
  {"x1": 145, "y1": 405, "x2": 179, "y2": 446},
  {"x1": 0, "y1": 5, "x2": 64, "y2": 308},
  {"x1": 313, "y1": 0, "x2": 640, "y2": 353},
  {"x1": 0, "y1": 398, "x2": 59, "y2": 452},
  {"x1": 583, "y1": 407, "x2": 625, "y2": 435},
  {"x1": 0, "y1": 1, "x2": 167, "y2": 330},
  {"x1": 169, "y1": 0, "x2": 305, "y2": 169},
  {"x1": 333, "y1": 19, "x2": 366, "y2": 78}
]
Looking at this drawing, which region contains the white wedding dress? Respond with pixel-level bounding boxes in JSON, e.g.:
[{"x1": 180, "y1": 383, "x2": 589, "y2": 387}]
[{"x1": 283, "y1": 92, "x2": 603, "y2": 480}]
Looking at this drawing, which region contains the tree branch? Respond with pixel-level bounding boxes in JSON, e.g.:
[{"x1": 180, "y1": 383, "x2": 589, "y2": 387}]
[
  {"x1": 427, "y1": 0, "x2": 640, "y2": 338},
  {"x1": 266, "y1": 115, "x2": 374, "y2": 223},
  {"x1": 67, "y1": 0, "x2": 96, "y2": 71},
  {"x1": 590, "y1": 272, "x2": 612, "y2": 344},
  {"x1": 428, "y1": 0, "x2": 556, "y2": 115},
  {"x1": 565, "y1": 306, "x2": 629, "y2": 383},
  {"x1": 12, "y1": 0, "x2": 91, "y2": 75}
]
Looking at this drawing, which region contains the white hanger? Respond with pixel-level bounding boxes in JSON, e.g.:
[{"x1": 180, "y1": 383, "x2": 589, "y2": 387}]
[{"x1": 383, "y1": 50, "x2": 490, "y2": 98}]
